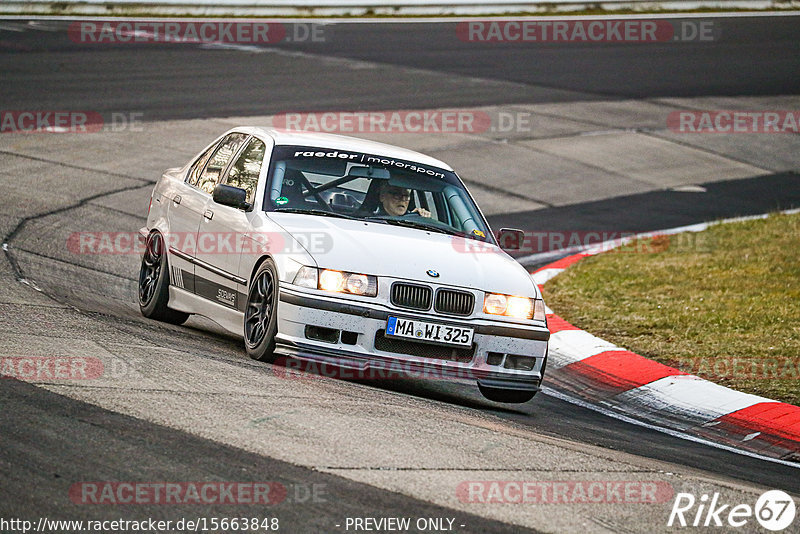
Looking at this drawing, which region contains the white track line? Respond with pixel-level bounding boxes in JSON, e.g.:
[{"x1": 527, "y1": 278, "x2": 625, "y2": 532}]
[
  {"x1": 542, "y1": 386, "x2": 800, "y2": 469},
  {"x1": 616, "y1": 375, "x2": 776, "y2": 424},
  {"x1": 548, "y1": 329, "x2": 623, "y2": 368}
]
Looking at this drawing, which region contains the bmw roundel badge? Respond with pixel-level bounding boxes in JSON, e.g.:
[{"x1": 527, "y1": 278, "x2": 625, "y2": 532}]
[{"x1": 426, "y1": 269, "x2": 440, "y2": 278}]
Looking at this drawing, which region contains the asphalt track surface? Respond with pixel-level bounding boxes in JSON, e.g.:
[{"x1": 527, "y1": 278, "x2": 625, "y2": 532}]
[
  {"x1": 2, "y1": 14, "x2": 800, "y2": 532},
  {"x1": 1, "y1": 379, "x2": 530, "y2": 533},
  {"x1": 2, "y1": 17, "x2": 799, "y2": 118}
]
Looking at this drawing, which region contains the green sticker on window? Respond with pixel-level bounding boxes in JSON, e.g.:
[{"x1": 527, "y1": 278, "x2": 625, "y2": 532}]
[{"x1": 276, "y1": 196, "x2": 289, "y2": 205}]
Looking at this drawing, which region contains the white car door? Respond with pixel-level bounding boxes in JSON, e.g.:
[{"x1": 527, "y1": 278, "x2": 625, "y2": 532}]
[
  {"x1": 194, "y1": 135, "x2": 264, "y2": 312},
  {"x1": 165, "y1": 142, "x2": 218, "y2": 293}
]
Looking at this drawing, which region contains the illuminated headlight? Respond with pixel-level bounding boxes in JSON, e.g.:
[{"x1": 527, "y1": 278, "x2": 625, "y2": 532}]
[
  {"x1": 292, "y1": 267, "x2": 377, "y2": 297},
  {"x1": 507, "y1": 296, "x2": 533, "y2": 319},
  {"x1": 483, "y1": 293, "x2": 545, "y2": 321},
  {"x1": 319, "y1": 269, "x2": 345, "y2": 292}
]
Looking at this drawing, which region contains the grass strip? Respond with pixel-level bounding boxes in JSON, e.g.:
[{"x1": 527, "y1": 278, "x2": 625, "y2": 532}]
[{"x1": 541, "y1": 212, "x2": 800, "y2": 406}]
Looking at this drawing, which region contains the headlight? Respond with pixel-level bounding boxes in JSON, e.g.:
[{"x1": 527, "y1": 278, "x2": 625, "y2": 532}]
[
  {"x1": 483, "y1": 293, "x2": 545, "y2": 321},
  {"x1": 293, "y1": 265, "x2": 318, "y2": 289},
  {"x1": 345, "y1": 273, "x2": 371, "y2": 295},
  {"x1": 292, "y1": 267, "x2": 377, "y2": 297},
  {"x1": 483, "y1": 293, "x2": 509, "y2": 315},
  {"x1": 507, "y1": 296, "x2": 533, "y2": 319},
  {"x1": 319, "y1": 269, "x2": 345, "y2": 292}
]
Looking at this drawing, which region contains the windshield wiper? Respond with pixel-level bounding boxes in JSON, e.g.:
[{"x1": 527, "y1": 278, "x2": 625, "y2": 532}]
[
  {"x1": 273, "y1": 208, "x2": 361, "y2": 221},
  {"x1": 368, "y1": 217, "x2": 456, "y2": 236},
  {"x1": 274, "y1": 210, "x2": 457, "y2": 236}
]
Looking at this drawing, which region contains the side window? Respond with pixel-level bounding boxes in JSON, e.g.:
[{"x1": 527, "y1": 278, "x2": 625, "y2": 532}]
[
  {"x1": 224, "y1": 137, "x2": 265, "y2": 203},
  {"x1": 196, "y1": 133, "x2": 248, "y2": 194},
  {"x1": 186, "y1": 144, "x2": 216, "y2": 186}
]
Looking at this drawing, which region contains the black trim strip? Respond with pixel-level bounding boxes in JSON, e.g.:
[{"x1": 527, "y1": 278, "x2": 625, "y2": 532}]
[
  {"x1": 276, "y1": 339, "x2": 542, "y2": 389},
  {"x1": 169, "y1": 246, "x2": 247, "y2": 285},
  {"x1": 476, "y1": 324, "x2": 550, "y2": 342},
  {"x1": 194, "y1": 274, "x2": 241, "y2": 310},
  {"x1": 168, "y1": 246, "x2": 193, "y2": 262},
  {"x1": 173, "y1": 270, "x2": 248, "y2": 311},
  {"x1": 279, "y1": 291, "x2": 550, "y2": 341},
  {"x1": 280, "y1": 290, "x2": 386, "y2": 320}
]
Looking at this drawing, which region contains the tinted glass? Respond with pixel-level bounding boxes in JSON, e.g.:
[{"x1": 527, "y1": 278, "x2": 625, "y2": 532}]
[
  {"x1": 196, "y1": 133, "x2": 248, "y2": 194},
  {"x1": 264, "y1": 145, "x2": 493, "y2": 243},
  {"x1": 186, "y1": 144, "x2": 216, "y2": 186},
  {"x1": 225, "y1": 137, "x2": 266, "y2": 203}
]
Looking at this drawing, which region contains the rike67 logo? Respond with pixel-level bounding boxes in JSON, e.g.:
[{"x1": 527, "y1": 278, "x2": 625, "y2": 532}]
[{"x1": 668, "y1": 490, "x2": 796, "y2": 531}]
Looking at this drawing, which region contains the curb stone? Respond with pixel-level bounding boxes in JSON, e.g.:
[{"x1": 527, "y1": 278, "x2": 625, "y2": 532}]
[{"x1": 531, "y1": 211, "x2": 800, "y2": 463}]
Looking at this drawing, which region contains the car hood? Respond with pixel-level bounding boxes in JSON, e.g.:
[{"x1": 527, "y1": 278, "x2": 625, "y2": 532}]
[{"x1": 269, "y1": 213, "x2": 538, "y2": 297}]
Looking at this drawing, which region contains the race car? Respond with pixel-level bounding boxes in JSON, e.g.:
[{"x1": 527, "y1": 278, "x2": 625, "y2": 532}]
[{"x1": 138, "y1": 128, "x2": 549, "y2": 402}]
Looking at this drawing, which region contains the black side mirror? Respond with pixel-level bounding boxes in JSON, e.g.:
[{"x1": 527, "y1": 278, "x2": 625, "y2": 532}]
[
  {"x1": 497, "y1": 228, "x2": 525, "y2": 250},
  {"x1": 213, "y1": 184, "x2": 251, "y2": 210}
]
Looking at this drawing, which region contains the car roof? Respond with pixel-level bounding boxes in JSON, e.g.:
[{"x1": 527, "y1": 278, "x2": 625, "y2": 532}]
[{"x1": 231, "y1": 127, "x2": 455, "y2": 172}]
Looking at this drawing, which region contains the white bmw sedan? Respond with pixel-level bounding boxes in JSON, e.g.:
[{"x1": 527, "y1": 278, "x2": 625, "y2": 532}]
[{"x1": 139, "y1": 127, "x2": 549, "y2": 403}]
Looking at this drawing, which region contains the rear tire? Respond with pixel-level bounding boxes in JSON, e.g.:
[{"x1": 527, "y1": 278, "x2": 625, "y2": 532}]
[
  {"x1": 244, "y1": 259, "x2": 279, "y2": 362},
  {"x1": 138, "y1": 232, "x2": 190, "y2": 325},
  {"x1": 478, "y1": 384, "x2": 537, "y2": 404}
]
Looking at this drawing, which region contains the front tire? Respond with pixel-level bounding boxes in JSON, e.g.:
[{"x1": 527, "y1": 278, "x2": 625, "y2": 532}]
[
  {"x1": 244, "y1": 259, "x2": 279, "y2": 362},
  {"x1": 138, "y1": 232, "x2": 190, "y2": 325},
  {"x1": 478, "y1": 384, "x2": 537, "y2": 404}
]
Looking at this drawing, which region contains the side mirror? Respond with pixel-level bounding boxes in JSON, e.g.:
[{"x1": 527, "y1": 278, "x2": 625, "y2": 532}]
[
  {"x1": 497, "y1": 228, "x2": 525, "y2": 250},
  {"x1": 213, "y1": 184, "x2": 251, "y2": 210}
]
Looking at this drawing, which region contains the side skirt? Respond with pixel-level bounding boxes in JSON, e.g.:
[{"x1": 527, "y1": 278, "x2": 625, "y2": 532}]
[{"x1": 168, "y1": 286, "x2": 244, "y2": 336}]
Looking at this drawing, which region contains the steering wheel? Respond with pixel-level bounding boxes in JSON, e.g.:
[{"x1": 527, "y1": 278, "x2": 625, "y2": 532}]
[{"x1": 404, "y1": 211, "x2": 424, "y2": 219}]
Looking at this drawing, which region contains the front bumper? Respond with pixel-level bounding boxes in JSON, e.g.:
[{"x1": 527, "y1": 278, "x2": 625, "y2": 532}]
[{"x1": 275, "y1": 287, "x2": 549, "y2": 391}]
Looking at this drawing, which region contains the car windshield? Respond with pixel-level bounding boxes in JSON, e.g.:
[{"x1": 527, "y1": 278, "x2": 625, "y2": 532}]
[{"x1": 264, "y1": 145, "x2": 494, "y2": 243}]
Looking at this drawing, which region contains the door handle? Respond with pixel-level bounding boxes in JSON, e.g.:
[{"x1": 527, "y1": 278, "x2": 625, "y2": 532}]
[
  {"x1": 204, "y1": 210, "x2": 214, "y2": 220},
  {"x1": 173, "y1": 195, "x2": 182, "y2": 205}
]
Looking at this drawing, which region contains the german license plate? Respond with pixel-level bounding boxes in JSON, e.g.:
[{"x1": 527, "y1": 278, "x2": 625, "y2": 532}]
[{"x1": 386, "y1": 316, "x2": 474, "y2": 347}]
